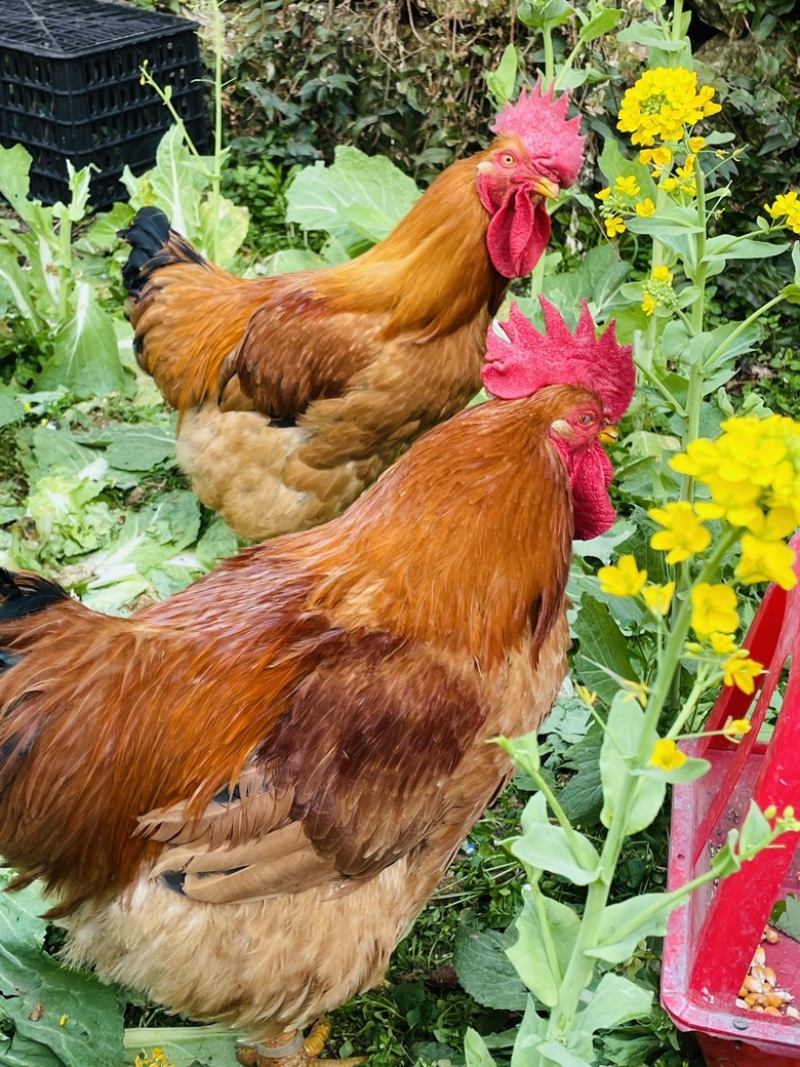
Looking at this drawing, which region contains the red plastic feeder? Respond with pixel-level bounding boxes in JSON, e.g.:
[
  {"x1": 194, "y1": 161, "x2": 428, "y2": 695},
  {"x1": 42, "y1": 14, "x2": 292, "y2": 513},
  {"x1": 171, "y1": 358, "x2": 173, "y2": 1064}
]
[{"x1": 662, "y1": 534, "x2": 800, "y2": 1066}]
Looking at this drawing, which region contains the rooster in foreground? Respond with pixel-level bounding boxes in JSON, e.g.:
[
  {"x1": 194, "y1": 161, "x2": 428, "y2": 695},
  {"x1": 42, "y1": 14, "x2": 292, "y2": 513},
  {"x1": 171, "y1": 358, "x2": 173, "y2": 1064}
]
[
  {"x1": 120, "y1": 82, "x2": 585, "y2": 540},
  {"x1": 0, "y1": 300, "x2": 633, "y2": 1066}
]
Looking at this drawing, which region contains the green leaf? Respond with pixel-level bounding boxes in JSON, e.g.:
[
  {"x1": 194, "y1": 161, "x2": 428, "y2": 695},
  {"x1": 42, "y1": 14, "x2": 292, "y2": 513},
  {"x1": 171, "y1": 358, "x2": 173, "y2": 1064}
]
[
  {"x1": 123, "y1": 1028, "x2": 242, "y2": 1067},
  {"x1": 286, "y1": 146, "x2": 420, "y2": 252},
  {"x1": 100, "y1": 425, "x2": 177, "y2": 472},
  {"x1": 578, "y1": 974, "x2": 653, "y2": 1034},
  {"x1": 559, "y1": 726, "x2": 605, "y2": 826},
  {"x1": 510, "y1": 793, "x2": 602, "y2": 884},
  {"x1": 519, "y1": 0, "x2": 574, "y2": 29},
  {"x1": 506, "y1": 885, "x2": 580, "y2": 1007},
  {"x1": 0, "y1": 875, "x2": 124, "y2": 1067},
  {"x1": 578, "y1": 7, "x2": 623, "y2": 42},
  {"x1": 454, "y1": 928, "x2": 527, "y2": 1011},
  {"x1": 597, "y1": 139, "x2": 657, "y2": 204},
  {"x1": 0, "y1": 395, "x2": 25, "y2": 429},
  {"x1": 572, "y1": 595, "x2": 636, "y2": 706},
  {"x1": 626, "y1": 207, "x2": 704, "y2": 237},
  {"x1": 38, "y1": 282, "x2": 126, "y2": 398},
  {"x1": 486, "y1": 43, "x2": 518, "y2": 106},
  {"x1": 704, "y1": 235, "x2": 790, "y2": 261},
  {"x1": 536, "y1": 1038, "x2": 593, "y2": 1067},
  {"x1": 600, "y1": 692, "x2": 665, "y2": 836},
  {"x1": 617, "y1": 21, "x2": 688, "y2": 51},
  {"x1": 587, "y1": 892, "x2": 674, "y2": 964},
  {"x1": 510, "y1": 998, "x2": 546, "y2": 1067},
  {"x1": 464, "y1": 1029, "x2": 498, "y2": 1067},
  {"x1": 498, "y1": 732, "x2": 542, "y2": 775},
  {"x1": 781, "y1": 283, "x2": 800, "y2": 305},
  {"x1": 737, "y1": 799, "x2": 774, "y2": 855},
  {"x1": 775, "y1": 894, "x2": 800, "y2": 943},
  {"x1": 636, "y1": 754, "x2": 710, "y2": 785}
]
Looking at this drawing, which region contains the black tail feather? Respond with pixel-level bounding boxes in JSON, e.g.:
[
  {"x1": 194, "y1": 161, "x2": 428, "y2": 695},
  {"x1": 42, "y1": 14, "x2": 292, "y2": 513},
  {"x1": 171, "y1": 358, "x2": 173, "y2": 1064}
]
[
  {"x1": 0, "y1": 570, "x2": 71, "y2": 622},
  {"x1": 119, "y1": 206, "x2": 208, "y2": 298}
]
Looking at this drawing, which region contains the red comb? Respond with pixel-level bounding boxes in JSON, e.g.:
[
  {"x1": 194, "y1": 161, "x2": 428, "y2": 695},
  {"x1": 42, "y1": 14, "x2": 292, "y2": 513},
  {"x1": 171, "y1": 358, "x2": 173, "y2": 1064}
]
[
  {"x1": 482, "y1": 297, "x2": 635, "y2": 422},
  {"x1": 491, "y1": 78, "x2": 585, "y2": 187}
]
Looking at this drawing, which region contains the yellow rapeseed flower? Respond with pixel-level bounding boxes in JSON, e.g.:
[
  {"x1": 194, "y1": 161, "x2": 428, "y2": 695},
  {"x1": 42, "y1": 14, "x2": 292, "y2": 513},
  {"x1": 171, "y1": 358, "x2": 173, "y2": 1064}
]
[
  {"x1": 721, "y1": 654, "x2": 764, "y2": 695},
  {"x1": 639, "y1": 147, "x2": 672, "y2": 167},
  {"x1": 642, "y1": 582, "x2": 675, "y2": 616},
  {"x1": 652, "y1": 265, "x2": 674, "y2": 283},
  {"x1": 735, "y1": 534, "x2": 797, "y2": 590},
  {"x1": 605, "y1": 216, "x2": 626, "y2": 237},
  {"x1": 709, "y1": 632, "x2": 738, "y2": 656},
  {"x1": 642, "y1": 292, "x2": 657, "y2": 316},
  {"x1": 660, "y1": 177, "x2": 679, "y2": 192},
  {"x1": 598, "y1": 554, "x2": 648, "y2": 597},
  {"x1": 650, "y1": 502, "x2": 712, "y2": 563},
  {"x1": 722, "y1": 717, "x2": 752, "y2": 739},
  {"x1": 618, "y1": 67, "x2": 721, "y2": 146},
  {"x1": 765, "y1": 191, "x2": 799, "y2": 220},
  {"x1": 689, "y1": 136, "x2": 706, "y2": 152},
  {"x1": 636, "y1": 197, "x2": 656, "y2": 217},
  {"x1": 615, "y1": 174, "x2": 640, "y2": 197},
  {"x1": 650, "y1": 738, "x2": 687, "y2": 771},
  {"x1": 691, "y1": 582, "x2": 739, "y2": 637},
  {"x1": 596, "y1": 186, "x2": 612, "y2": 201}
]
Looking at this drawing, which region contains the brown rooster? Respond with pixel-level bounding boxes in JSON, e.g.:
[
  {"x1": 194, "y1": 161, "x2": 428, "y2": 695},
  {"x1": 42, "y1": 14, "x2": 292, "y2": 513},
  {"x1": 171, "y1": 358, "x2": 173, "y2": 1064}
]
[
  {"x1": 0, "y1": 300, "x2": 633, "y2": 1067},
  {"x1": 120, "y1": 83, "x2": 585, "y2": 540}
]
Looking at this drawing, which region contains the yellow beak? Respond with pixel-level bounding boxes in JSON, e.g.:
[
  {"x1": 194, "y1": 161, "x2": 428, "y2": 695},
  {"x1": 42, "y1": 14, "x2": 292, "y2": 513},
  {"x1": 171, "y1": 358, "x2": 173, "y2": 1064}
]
[
  {"x1": 599, "y1": 426, "x2": 619, "y2": 445},
  {"x1": 531, "y1": 176, "x2": 560, "y2": 200}
]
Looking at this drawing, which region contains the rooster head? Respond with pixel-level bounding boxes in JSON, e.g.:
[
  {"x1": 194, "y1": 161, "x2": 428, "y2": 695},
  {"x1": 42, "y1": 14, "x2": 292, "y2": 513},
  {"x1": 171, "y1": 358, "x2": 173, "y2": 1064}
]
[
  {"x1": 483, "y1": 298, "x2": 634, "y2": 540},
  {"x1": 477, "y1": 79, "x2": 585, "y2": 279}
]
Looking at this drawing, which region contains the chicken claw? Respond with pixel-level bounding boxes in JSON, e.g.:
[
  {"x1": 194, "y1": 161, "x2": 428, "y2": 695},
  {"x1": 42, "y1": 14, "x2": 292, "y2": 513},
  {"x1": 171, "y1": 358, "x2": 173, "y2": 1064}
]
[{"x1": 236, "y1": 1019, "x2": 366, "y2": 1067}]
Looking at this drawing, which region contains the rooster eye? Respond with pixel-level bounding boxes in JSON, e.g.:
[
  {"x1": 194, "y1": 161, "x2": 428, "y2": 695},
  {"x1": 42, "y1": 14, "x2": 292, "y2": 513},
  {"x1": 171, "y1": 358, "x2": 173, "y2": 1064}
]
[
  {"x1": 577, "y1": 414, "x2": 594, "y2": 426},
  {"x1": 500, "y1": 152, "x2": 517, "y2": 168}
]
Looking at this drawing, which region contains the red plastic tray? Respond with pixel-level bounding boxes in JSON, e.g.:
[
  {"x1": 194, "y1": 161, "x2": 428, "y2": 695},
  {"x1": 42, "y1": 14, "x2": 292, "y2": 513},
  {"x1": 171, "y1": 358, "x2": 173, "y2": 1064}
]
[{"x1": 662, "y1": 551, "x2": 800, "y2": 1065}]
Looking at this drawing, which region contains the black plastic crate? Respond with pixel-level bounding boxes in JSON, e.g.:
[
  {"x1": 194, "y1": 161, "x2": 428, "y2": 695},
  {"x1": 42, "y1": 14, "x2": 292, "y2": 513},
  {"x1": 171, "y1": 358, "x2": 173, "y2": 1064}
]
[{"x1": 0, "y1": 0, "x2": 205, "y2": 208}]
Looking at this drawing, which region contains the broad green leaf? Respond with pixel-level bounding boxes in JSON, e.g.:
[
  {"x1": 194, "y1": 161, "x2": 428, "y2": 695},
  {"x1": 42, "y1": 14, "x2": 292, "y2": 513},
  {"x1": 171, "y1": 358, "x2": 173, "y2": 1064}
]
[
  {"x1": 0, "y1": 395, "x2": 25, "y2": 429},
  {"x1": 263, "y1": 248, "x2": 324, "y2": 276},
  {"x1": 123, "y1": 126, "x2": 206, "y2": 245},
  {"x1": 506, "y1": 884, "x2": 580, "y2": 1006},
  {"x1": 196, "y1": 518, "x2": 240, "y2": 569},
  {"x1": 454, "y1": 928, "x2": 527, "y2": 1011},
  {"x1": 285, "y1": 146, "x2": 420, "y2": 251},
  {"x1": 198, "y1": 196, "x2": 250, "y2": 269},
  {"x1": 600, "y1": 692, "x2": 665, "y2": 835},
  {"x1": 573, "y1": 518, "x2": 635, "y2": 565},
  {"x1": 510, "y1": 998, "x2": 546, "y2": 1067},
  {"x1": 617, "y1": 21, "x2": 688, "y2": 51},
  {"x1": 573, "y1": 594, "x2": 635, "y2": 706},
  {"x1": 636, "y1": 754, "x2": 710, "y2": 785},
  {"x1": 486, "y1": 43, "x2": 518, "y2": 106},
  {"x1": 511, "y1": 793, "x2": 601, "y2": 884},
  {"x1": 537, "y1": 1038, "x2": 594, "y2": 1067},
  {"x1": 539, "y1": 697, "x2": 593, "y2": 746},
  {"x1": 559, "y1": 726, "x2": 605, "y2": 826},
  {"x1": 587, "y1": 892, "x2": 674, "y2": 964},
  {"x1": 578, "y1": 974, "x2": 652, "y2": 1034},
  {"x1": 578, "y1": 7, "x2": 623, "y2": 42},
  {"x1": 0, "y1": 875, "x2": 124, "y2": 1067},
  {"x1": 123, "y1": 1029, "x2": 241, "y2": 1067},
  {"x1": 704, "y1": 235, "x2": 790, "y2": 260},
  {"x1": 519, "y1": 0, "x2": 574, "y2": 28},
  {"x1": 626, "y1": 208, "x2": 704, "y2": 237},
  {"x1": 0, "y1": 1031, "x2": 64, "y2": 1067},
  {"x1": 597, "y1": 139, "x2": 658, "y2": 204},
  {"x1": 100, "y1": 424, "x2": 177, "y2": 472},
  {"x1": 464, "y1": 1028, "x2": 498, "y2": 1067},
  {"x1": 38, "y1": 282, "x2": 127, "y2": 397}
]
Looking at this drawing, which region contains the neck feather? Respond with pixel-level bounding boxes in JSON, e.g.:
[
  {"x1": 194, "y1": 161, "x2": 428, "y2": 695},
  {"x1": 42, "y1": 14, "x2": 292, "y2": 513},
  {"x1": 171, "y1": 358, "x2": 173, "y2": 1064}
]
[
  {"x1": 316, "y1": 152, "x2": 508, "y2": 339},
  {"x1": 294, "y1": 391, "x2": 577, "y2": 668}
]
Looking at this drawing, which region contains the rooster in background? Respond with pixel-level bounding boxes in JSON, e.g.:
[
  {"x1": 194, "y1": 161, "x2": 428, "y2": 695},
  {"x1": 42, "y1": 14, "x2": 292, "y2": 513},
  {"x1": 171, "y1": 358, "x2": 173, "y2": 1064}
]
[
  {"x1": 120, "y1": 82, "x2": 585, "y2": 540},
  {"x1": 0, "y1": 298, "x2": 633, "y2": 1067}
]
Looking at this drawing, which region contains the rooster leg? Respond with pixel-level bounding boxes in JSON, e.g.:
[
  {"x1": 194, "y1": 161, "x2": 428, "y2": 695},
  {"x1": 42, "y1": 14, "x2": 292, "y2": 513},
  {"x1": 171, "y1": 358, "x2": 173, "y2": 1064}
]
[{"x1": 236, "y1": 1019, "x2": 366, "y2": 1067}]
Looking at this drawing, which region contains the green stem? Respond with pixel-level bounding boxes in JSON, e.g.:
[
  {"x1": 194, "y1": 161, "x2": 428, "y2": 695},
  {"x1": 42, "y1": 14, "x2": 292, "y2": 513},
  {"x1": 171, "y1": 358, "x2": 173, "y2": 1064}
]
[
  {"x1": 666, "y1": 667, "x2": 712, "y2": 738},
  {"x1": 703, "y1": 294, "x2": 785, "y2": 371},
  {"x1": 123, "y1": 1025, "x2": 235, "y2": 1050},
  {"x1": 671, "y1": 0, "x2": 685, "y2": 42},
  {"x1": 527, "y1": 762, "x2": 587, "y2": 858},
  {"x1": 542, "y1": 23, "x2": 555, "y2": 84},
  {"x1": 635, "y1": 353, "x2": 683, "y2": 412},
  {"x1": 531, "y1": 878, "x2": 566, "y2": 986}
]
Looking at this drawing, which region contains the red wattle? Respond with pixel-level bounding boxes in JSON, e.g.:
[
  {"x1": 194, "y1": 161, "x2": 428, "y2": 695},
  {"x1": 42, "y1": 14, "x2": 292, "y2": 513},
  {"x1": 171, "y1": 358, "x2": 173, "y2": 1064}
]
[{"x1": 485, "y1": 187, "x2": 551, "y2": 279}]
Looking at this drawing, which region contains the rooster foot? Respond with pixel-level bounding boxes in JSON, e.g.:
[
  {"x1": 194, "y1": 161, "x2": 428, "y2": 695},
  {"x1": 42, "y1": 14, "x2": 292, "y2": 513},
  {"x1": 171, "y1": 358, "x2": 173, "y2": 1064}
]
[{"x1": 236, "y1": 1019, "x2": 366, "y2": 1067}]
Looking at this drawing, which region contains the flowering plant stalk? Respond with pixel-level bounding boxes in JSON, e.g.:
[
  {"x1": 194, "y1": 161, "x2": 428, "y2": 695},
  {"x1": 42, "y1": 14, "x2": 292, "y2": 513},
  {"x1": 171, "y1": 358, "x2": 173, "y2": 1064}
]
[{"x1": 469, "y1": 4, "x2": 800, "y2": 1065}]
